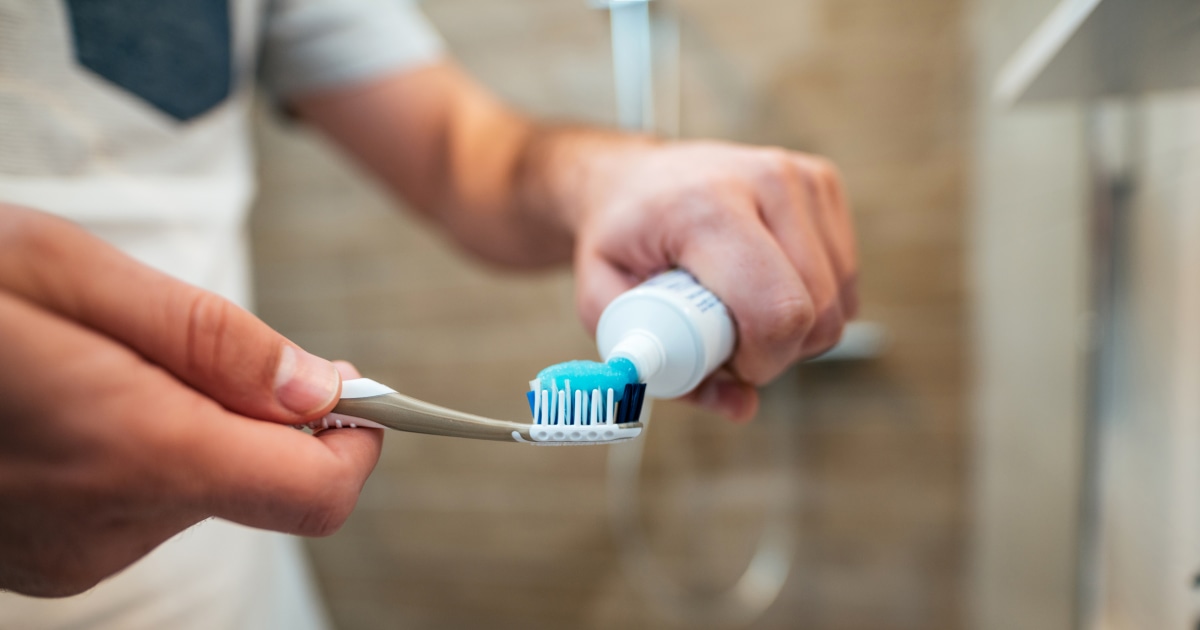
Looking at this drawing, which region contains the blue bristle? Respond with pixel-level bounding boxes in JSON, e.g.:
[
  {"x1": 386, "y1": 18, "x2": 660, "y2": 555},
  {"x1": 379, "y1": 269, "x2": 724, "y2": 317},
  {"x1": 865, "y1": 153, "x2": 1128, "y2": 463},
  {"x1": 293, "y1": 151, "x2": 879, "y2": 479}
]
[
  {"x1": 628, "y1": 383, "x2": 647, "y2": 423},
  {"x1": 618, "y1": 383, "x2": 643, "y2": 424},
  {"x1": 612, "y1": 383, "x2": 646, "y2": 424},
  {"x1": 528, "y1": 381, "x2": 646, "y2": 425}
]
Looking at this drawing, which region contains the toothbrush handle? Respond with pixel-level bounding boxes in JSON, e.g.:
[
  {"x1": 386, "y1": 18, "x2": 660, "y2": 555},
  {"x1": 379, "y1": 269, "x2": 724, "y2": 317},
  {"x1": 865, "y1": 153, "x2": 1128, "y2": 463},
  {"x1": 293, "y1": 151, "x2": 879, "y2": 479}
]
[
  {"x1": 332, "y1": 392, "x2": 533, "y2": 442},
  {"x1": 327, "y1": 378, "x2": 645, "y2": 445}
]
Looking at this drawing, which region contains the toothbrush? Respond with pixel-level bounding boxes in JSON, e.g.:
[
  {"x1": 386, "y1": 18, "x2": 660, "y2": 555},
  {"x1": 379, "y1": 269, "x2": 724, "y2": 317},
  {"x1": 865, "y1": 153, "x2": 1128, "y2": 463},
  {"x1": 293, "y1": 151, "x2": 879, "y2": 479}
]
[{"x1": 309, "y1": 378, "x2": 646, "y2": 446}]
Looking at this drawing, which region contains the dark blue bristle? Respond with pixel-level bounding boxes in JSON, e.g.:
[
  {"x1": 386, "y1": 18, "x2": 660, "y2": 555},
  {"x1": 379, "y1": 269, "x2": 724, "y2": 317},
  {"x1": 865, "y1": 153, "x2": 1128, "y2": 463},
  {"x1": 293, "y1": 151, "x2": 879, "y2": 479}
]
[
  {"x1": 526, "y1": 390, "x2": 537, "y2": 418},
  {"x1": 617, "y1": 383, "x2": 634, "y2": 424},
  {"x1": 615, "y1": 383, "x2": 648, "y2": 424},
  {"x1": 628, "y1": 383, "x2": 647, "y2": 423}
]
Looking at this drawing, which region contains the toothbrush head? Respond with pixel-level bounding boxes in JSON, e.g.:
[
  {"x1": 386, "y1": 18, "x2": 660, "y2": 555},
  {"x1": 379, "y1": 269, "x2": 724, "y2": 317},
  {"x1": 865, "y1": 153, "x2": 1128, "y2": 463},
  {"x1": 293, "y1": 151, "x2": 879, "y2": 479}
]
[{"x1": 523, "y1": 381, "x2": 647, "y2": 444}]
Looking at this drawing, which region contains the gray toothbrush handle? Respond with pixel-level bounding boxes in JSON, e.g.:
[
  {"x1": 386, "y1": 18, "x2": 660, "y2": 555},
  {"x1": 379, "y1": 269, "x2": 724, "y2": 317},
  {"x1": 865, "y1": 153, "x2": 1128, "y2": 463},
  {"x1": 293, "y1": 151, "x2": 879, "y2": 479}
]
[
  {"x1": 327, "y1": 378, "x2": 644, "y2": 445},
  {"x1": 332, "y1": 392, "x2": 533, "y2": 442}
]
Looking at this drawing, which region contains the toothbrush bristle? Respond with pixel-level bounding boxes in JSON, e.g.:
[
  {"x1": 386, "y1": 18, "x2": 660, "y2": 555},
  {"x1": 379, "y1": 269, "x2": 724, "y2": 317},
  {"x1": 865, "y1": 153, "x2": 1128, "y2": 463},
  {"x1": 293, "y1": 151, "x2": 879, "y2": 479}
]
[{"x1": 528, "y1": 381, "x2": 647, "y2": 428}]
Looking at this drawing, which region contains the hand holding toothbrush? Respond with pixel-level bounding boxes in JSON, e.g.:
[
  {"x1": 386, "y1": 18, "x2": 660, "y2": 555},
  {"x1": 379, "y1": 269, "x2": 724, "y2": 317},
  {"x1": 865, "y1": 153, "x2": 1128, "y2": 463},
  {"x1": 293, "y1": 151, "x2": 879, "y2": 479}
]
[{"x1": 0, "y1": 205, "x2": 380, "y2": 596}]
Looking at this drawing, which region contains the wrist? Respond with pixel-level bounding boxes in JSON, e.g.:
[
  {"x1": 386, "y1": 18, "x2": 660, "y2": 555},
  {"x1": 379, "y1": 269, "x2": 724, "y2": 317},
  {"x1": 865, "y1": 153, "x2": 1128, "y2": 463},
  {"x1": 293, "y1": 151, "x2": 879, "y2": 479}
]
[{"x1": 522, "y1": 126, "x2": 660, "y2": 235}]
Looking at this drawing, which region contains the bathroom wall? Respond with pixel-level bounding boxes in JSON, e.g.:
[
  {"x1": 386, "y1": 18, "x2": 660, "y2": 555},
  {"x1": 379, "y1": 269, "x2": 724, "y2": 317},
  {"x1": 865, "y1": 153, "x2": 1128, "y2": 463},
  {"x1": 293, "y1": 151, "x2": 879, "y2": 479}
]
[
  {"x1": 967, "y1": 0, "x2": 1087, "y2": 627},
  {"x1": 1089, "y1": 93, "x2": 1200, "y2": 629},
  {"x1": 969, "y1": 0, "x2": 1200, "y2": 627}
]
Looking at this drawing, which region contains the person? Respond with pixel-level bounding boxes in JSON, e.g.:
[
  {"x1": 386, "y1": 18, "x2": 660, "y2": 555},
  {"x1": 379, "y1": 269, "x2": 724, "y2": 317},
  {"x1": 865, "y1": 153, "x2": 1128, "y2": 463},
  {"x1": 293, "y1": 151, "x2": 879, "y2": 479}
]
[{"x1": 0, "y1": 0, "x2": 857, "y2": 627}]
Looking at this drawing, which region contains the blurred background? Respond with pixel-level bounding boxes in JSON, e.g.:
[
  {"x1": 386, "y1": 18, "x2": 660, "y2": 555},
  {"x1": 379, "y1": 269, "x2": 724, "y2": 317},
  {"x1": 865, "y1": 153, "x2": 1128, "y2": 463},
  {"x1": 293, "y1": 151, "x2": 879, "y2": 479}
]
[{"x1": 248, "y1": 0, "x2": 1200, "y2": 628}]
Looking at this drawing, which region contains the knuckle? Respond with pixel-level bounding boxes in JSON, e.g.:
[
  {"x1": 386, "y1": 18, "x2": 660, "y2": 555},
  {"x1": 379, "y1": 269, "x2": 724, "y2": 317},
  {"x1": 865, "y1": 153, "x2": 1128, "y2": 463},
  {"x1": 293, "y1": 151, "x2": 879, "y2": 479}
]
[
  {"x1": 675, "y1": 190, "x2": 737, "y2": 233},
  {"x1": 746, "y1": 151, "x2": 795, "y2": 193},
  {"x1": 757, "y1": 150, "x2": 793, "y2": 180},
  {"x1": 794, "y1": 154, "x2": 843, "y2": 192},
  {"x1": 183, "y1": 291, "x2": 233, "y2": 377},
  {"x1": 739, "y1": 295, "x2": 814, "y2": 385},
  {"x1": 759, "y1": 294, "x2": 815, "y2": 347},
  {"x1": 809, "y1": 155, "x2": 837, "y2": 179},
  {"x1": 792, "y1": 153, "x2": 840, "y2": 177}
]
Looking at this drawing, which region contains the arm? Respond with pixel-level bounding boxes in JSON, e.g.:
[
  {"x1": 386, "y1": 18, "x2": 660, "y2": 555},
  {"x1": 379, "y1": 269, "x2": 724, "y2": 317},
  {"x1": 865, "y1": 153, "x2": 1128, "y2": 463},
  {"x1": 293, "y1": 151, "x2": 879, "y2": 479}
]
[
  {"x1": 293, "y1": 61, "x2": 858, "y2": 421},
  {"x1": 290, "y1": 62, "x2": 623, "y2": 267}
]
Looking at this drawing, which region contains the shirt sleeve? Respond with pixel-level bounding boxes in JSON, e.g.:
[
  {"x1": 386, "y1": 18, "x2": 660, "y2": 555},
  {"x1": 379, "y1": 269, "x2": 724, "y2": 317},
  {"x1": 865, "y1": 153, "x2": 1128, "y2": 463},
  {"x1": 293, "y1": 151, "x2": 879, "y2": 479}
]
[{"x1": 259, "y1": 0, "x2": 445, "y2": 100}]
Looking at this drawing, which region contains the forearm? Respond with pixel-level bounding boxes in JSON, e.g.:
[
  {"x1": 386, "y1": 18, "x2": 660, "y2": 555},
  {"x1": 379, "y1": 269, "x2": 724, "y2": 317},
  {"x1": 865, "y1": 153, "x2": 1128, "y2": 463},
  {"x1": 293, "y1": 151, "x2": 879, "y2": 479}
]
[{"x1": 293, "y1": 62, "x2": 654, "y2": 267}]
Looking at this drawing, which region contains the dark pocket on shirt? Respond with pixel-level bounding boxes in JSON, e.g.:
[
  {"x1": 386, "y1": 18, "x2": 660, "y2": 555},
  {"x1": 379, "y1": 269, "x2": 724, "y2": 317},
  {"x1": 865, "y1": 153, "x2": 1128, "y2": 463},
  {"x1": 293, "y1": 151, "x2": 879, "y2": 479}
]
[{"x1": 65, "y1": 0, "x2": 232, "y2": 121}]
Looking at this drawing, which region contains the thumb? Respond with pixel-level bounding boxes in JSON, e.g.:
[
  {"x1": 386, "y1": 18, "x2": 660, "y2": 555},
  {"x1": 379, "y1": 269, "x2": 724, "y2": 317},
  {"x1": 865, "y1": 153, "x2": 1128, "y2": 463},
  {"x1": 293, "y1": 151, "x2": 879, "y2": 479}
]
[
  {"x1": 575, "y1": 246, "x2": 639, "y2": 335},
  {"x1": 0, "y1": 209, "x2": 341, "y2": 423}
]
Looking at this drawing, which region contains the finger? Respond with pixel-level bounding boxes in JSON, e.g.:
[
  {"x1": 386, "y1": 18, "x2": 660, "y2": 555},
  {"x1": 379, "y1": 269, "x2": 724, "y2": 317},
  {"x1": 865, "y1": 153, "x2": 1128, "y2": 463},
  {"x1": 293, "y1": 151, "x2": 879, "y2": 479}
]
[
  {"x1": 314, "y1": 361, "x2": 382, "y2": 437},
  {"x1": 752, "y1": 154, "x2": 846, "y2": 356},
  {"x1": 183, "y1": 402, "x2": 383, "y2": 537},
  {"x1": 666, "y1": 198, "x2": 815, "y2": 385},
  {"x1": 748, "y1": 153, "x2": 844, "y2": 352},
  {"x1": 681, "y1": 368, "x2": 759, "y2": 423},
  {"x1": 332, "y1": 360, "x2": 362, "y2": 380},
  {"x1": 575, "y1": 245, "x2": 640, "y2": 334},
  {"x1": 106, "y1": 360, "x2": 381, "y2": 538},
  {"x1": 792, "y1": 154, "x2": 859, "y2": 318},
  {"x1": 0, "y1": 209, "x2": 340, "y2": 424}
]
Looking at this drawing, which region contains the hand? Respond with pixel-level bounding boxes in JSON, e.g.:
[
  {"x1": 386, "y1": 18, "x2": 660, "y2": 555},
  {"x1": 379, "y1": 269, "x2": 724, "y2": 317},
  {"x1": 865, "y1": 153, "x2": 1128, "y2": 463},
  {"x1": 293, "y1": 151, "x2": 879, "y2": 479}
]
[
  {"x1": 0, "y1": 205, "x2": 382, "y2": 597},
  {"x1": 573, "y1": 141, "x2": 858, "y2": 422}
]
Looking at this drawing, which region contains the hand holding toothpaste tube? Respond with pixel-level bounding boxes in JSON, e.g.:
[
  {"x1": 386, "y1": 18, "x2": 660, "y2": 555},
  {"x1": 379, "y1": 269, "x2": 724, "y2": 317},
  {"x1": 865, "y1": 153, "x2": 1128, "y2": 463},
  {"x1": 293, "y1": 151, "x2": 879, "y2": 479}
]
[{"x1": 570, "y1": 141, "x2": 858, "y2": 421}]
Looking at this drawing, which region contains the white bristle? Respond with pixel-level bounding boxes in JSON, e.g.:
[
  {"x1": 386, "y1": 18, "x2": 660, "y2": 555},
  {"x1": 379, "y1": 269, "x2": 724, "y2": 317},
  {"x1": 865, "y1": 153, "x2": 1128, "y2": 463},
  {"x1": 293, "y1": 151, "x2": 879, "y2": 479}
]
[
  {"x1": 564, "y1": 379, "x2": 572, "y2": 423},
  {"x1": 532, "y1": 378, "x2": 639, "y2": 435}
]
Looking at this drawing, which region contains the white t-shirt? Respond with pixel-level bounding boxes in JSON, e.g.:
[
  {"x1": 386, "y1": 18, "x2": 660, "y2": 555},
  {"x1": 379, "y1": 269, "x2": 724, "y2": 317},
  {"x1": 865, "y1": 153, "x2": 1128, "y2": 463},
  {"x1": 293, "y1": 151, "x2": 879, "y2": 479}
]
[{"x1": 0, "y1": 1, "x2": 442, "y2": 627}]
